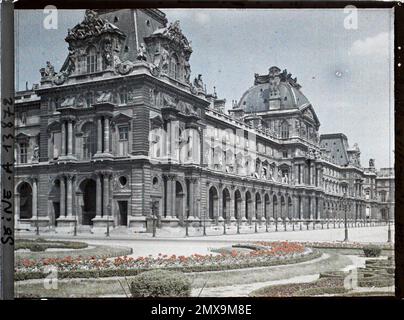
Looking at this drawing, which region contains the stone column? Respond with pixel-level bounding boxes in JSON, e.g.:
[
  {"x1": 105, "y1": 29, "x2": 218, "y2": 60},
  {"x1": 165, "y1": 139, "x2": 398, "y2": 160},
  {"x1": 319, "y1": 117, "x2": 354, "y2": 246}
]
[
  {"x1": 300, "y1": 164, "x2": 304, "y2": 185},
  {"x1": 103, "y1": 173, "x2": 110, "y2": 218},
  {"x1": 218, "y1": 186, "x2": 223, "y2": 220},
  {"x1": 66, "y1": 175, "x2": 73, "y2": 217},
  {"x1": 97, "y1": 117, "x2": 103, "y2": 153},
  {"x1": 229, "y1": 190, "x2": 235, "y2": 221},
  {"x1": 293, "y1": 195, "x2": 299, "y2": 219},
  {"x1": 96, "y1": 174, "x2": 102, "y2": 217},
  {"x1": 104, "y1": 117, "x2": 110, "y2": 154},
  {"x1": 167, "y1": 121, "x2": 172, "y2": 158},
  {"x1": 61, "y1": 121, "x2": 66, "y2": 156},
  {"x1": 15, "y1": 193, "x2": 20, "y2": 221},
  {"x1": 310, "y1": 196, "x2": 315, "y2": 219},
  {"x1": 171, "y1": 178, "x2": 176, "y2": 218},
  {"x1": 60, "y1": 176, "x2": 65, "y2": 217},
  {"x1": 299, "y1": 195, "x2": 303, "y2": 219},
  {"x1": 32, "y1": 178, "x2": 38, "y2": 218},
  {"x1": 166, "y1": 176, "x2": 173, "y2": 217},
  {"x1": 240, "y1": 197, "x2": 246, "y2": 221},
  {"x1": 67, "y1": 120, "x2": 73, "y2": 156},
  {"x1": 261, "y1": 194, "x2": 265, "y2": 221},
  {"x1": 318, "y1": 197, "x2": 323, "y2": 219},
  {"x1": 188, "y1": 179, "x2": 195, "y2": 219},
  {"x1": 310, "y1": 163, "x2": 316, "y2": 186}
]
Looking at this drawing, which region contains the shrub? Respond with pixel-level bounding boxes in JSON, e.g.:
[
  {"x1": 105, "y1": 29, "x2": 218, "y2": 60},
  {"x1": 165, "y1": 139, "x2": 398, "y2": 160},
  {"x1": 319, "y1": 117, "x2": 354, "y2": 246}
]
[
  {"x1": 130, "y1": 270, "x2": 191, "y2": 297},
  {"x1": 363, "y1": 245, "x2": 382, "y2": 257},
  {"x1": 30, "y1": 244, "x2": 46, "y2": 252}
]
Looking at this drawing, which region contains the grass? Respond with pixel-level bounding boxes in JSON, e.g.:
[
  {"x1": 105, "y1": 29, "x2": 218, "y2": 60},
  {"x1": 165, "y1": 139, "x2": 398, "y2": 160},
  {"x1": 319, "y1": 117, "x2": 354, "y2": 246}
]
[
  {"x1": 16, "y1": 238, "x2": 88, "y2": 252},
  {"x1": 249, "y1": 277, "x2": 347, "y2": 297},
  {"x1": 16, "y1": 244, "x2": 133, "y2": 262}
]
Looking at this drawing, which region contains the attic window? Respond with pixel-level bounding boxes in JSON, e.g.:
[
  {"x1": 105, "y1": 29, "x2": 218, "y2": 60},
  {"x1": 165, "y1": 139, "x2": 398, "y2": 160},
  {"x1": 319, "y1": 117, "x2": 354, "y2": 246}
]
[
  {"x1": 284, "y1": 96, "x2": 287, "y2": 101},
  {"x1": 243, "y1": 101, "x2": 246, "y2": 105},
  {"x1": 124, "y1": 46, "x2": 129, "y2": 52},
  {"x1": 146, "y1": 20, "x2": 151, "y2": 27},
  {"x1": 114, "y1": 16, "x2": 119, "y2": 23}
]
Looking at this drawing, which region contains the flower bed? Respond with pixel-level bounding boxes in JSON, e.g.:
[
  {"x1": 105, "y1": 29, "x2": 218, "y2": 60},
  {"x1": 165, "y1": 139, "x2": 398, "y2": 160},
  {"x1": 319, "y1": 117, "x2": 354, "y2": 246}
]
[{"x1": 15, "y1": 241, "x2": 318, "y2": 281}]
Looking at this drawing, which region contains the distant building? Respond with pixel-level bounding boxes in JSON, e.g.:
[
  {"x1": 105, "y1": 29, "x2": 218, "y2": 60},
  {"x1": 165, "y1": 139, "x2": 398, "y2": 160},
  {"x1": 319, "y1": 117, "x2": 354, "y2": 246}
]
[
  {"x1": 14, "y1": 9, "x2": 392, "y2": 233},
  {"x1": 375, "y1": 168, "x2": 395, "y2": 221}
]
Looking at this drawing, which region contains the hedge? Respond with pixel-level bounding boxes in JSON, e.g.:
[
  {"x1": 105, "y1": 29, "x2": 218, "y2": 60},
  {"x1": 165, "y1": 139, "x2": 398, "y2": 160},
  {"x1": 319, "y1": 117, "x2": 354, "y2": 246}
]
[
  {"x1": 363, "y1": 245, "x2": 382, "y2": 257},
  {"x1": 16, "y1": 239, "x2": 88, "y2": 252},
  {"x1": 130, "y1": 270, "x2": 191, "y2": 297}
]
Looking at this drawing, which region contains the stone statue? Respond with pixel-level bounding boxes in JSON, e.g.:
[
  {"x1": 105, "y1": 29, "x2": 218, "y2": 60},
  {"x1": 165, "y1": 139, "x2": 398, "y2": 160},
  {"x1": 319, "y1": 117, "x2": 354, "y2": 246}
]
[
  {"x1": 32, "y1": 145, "x2": 39, "y2": 162},
  {"x1": 194, "y1": 74, "x2": 204, "y2": 90},
  {"x1": 136, "y1": 43, "x2": 147, "y2": 61},
  {"x1": 44, "y1": 61, "x2": 55, "y2": 77},
  {"x1": 160, "y1": 47, "x2": 169, "y2": 74},
  {"x1": 277, "y1": 169, "x2": 282, "y2": 182},
  {"x1": 184, "y1": 59, "x2": 191, "y2": 83},
  {"x1": 102, "y1": 39, "x2": 114, "y2": 67}
]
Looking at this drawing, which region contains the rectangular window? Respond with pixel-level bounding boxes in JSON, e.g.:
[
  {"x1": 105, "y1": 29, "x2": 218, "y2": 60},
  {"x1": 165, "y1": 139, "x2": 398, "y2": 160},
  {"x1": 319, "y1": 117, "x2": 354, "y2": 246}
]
[
  {"x1": 19, "y1": 142, "x2": 28, "y2": 163},
  {"x1": 87, "y1": 54, "x2": 98, "y2": 73},
  {"x1": 119, "y1": 126, "x2": 129, "y2": 141},
  {"x1": 120, "y1": 92, "x2": 128, "y2": 104},
  {"x1": 118, "y1": 126, "x2": 129, "y2": 156},
  {"x1": 77, "y1": 56, "x2": 86, "y2": 74}
]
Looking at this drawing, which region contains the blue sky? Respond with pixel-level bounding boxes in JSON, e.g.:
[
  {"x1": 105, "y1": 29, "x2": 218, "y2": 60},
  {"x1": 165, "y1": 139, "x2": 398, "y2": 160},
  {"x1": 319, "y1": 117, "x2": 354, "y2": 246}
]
[{"x1": 13, "y1": 8, "x2": 394, "y2": 168}]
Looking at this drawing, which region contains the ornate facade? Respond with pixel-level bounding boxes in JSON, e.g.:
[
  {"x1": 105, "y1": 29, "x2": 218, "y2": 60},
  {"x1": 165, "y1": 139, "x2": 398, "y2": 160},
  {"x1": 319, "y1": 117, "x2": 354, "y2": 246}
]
[{"x1": 15, "y1": 9, "x2": 392, "y2": 233}]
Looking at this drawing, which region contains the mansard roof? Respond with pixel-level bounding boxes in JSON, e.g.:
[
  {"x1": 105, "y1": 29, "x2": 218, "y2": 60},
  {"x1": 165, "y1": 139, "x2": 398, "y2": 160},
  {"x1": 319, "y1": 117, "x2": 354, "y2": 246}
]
[{"x1": 238, "y1": 66, "x2": 311, "y2": 113}]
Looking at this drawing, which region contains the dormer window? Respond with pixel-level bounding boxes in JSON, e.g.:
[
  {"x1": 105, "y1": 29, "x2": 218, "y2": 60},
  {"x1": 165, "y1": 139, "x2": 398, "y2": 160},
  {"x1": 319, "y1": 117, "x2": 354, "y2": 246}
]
[
  {"x1": 86, "y1": 46, "x2": 99, "y2": 73},
  {"x1": 170, "y1": 54, "x2": 180, "y2": 80},
  {"x1": 280, "y1": 121, "x2": 289, "y2": 139}
]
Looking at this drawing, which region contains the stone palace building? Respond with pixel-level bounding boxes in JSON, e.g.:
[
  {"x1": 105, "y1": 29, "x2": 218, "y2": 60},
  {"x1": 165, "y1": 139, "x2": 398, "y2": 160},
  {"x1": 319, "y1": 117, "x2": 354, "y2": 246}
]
[{"x1": 14, "y1": 9, "x2": 394, "y2": 233}]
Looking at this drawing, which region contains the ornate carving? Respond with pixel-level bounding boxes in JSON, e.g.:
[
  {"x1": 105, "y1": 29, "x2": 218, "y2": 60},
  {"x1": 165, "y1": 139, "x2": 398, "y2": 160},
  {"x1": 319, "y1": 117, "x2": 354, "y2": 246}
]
[
  {"x1": 101, "y1": 38, "x2": 114, "y2": 67},
  {"x1": 161, "y1": 93, "x2": 177, "y2": 109},
  {"x1": 96, "y1": 91, "x2": 113, "y2": 103},
  {"x1": 136, "y1": 43, "x2": 147, "y2": 61},
  {"x1": 115, "y1": 58, "x2": 136, "y2": 75},
  {"x1": 66, "y1": 9, "x2": 124, "y2": 42}
]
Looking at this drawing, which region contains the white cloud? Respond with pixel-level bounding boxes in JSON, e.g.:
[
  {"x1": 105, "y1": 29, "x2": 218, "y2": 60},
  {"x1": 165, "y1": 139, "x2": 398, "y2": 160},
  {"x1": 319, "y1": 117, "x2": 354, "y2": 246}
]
[
  {"x1": 194, "y1": 11, "x2": 211, "y2": 25},
  {"x1": 350, "y1": 32, "x2": 390, "y2": 57}
]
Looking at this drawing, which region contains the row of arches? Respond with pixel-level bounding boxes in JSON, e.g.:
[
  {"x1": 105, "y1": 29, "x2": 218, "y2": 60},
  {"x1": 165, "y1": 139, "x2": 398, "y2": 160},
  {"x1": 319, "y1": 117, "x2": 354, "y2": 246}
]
[{"x1": 208, "y1": 186, "x2": 293, "y2": 220}]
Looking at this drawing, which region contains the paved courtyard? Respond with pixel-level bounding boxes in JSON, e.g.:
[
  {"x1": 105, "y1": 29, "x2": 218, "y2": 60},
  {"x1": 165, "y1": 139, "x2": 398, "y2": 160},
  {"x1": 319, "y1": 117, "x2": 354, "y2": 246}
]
[{"x1": 18, "y1": 226, "x2": 394, "y2": 258}]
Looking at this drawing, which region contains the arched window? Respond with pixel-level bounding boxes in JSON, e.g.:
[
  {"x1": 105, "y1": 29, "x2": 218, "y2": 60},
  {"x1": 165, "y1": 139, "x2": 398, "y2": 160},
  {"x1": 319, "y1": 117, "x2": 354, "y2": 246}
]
[
  {"x1": 82, "y1": 122, "x2": 97, "y2": 159},
  {"x1": 280, "y1": 121, "x2": 289, "y2": 139},
  {"x1": 86, "y1": 46, "x2": 99, "y2": 73}
]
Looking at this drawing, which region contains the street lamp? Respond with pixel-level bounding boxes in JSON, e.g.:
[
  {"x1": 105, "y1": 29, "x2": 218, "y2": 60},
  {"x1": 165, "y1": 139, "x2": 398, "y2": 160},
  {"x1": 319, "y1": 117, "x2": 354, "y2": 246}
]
[
  {"x1": 387, "y1": 206, "x2": 392, "y2": 243},
  {"x1": 106, "y1": 203, "x2": 111, "y2": 237},
  {"x1": 36, "y1": 213, "x2": 39, "y2": 236}
]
